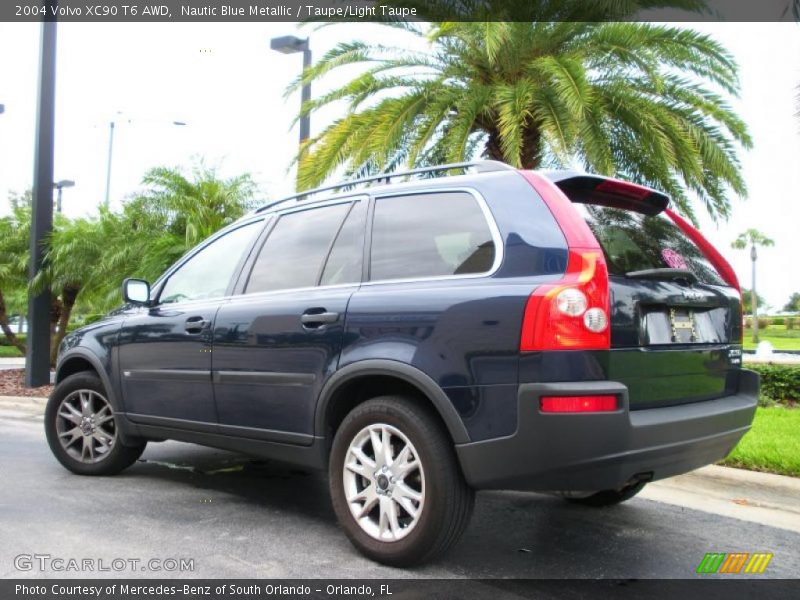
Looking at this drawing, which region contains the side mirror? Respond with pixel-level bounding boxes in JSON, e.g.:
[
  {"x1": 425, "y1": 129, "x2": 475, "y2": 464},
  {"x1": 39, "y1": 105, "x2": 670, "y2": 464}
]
[{"x1": 122, "y1": 278, "x2": 151, "y2": 305}]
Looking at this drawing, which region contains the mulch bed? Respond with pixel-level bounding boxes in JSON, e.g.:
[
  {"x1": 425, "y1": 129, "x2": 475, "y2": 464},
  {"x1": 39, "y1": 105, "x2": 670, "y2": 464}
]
[{"x1": 0, "y1": 369, "x2": 52, "y2": 398}]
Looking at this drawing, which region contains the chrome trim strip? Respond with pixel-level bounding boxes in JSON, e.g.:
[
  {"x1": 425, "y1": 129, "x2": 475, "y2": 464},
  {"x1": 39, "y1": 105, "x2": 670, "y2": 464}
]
[
  {"x1": 213, "y1": 370, "x2": 316, "y2": 386},
  {"x1": 122, "y1": 369, "x2": 211, "y2": 383}
]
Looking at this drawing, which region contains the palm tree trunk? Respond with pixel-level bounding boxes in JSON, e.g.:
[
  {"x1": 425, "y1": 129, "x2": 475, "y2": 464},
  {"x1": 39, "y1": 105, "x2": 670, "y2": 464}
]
[
  {"x1": 49, "y1": 296, "x2": 62, "y2": 349},
  {"x1": 484, "y1": 127, "x2": 542, "y2": 170},
  {"x1": 0, "y1": 289, "x2": 27, "y2": 353},
  {"x1": 50, "y1": 285, "x2": 79, "y2": 365}
]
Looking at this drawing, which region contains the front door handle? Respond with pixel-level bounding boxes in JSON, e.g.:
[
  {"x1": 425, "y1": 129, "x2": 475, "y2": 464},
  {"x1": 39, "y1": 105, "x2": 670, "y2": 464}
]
[
  {"x1": 300, "y1": 310, "x2": 339, "y2": 328},
  {"x1": 184, "y1": 316, "x2": 210, "y2": 334}
]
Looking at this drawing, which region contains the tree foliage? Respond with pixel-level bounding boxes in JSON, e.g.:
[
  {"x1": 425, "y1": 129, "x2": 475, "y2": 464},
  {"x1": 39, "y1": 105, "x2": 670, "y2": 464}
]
[
  {"x1": 293, "y1": 16, "x2": 751, "y2": 222},
  {"x1": 731, "y1": 229, "x2": 775, "y2": 251},
  {"x1": 1, "y1": 165, "x2": 258, "y2": 364},
  {"x1": 784, "y1": 293, "x2": 800, "y2": 313},
  {"x1": 742, "y1": 288, "x2": 769, "y2": 315}
]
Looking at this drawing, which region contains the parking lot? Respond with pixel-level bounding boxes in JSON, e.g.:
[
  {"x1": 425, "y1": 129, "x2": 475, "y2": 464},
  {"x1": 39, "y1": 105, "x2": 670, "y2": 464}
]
[{"x1": 1, "y1": 405, "x2": 799, "y2": 580}]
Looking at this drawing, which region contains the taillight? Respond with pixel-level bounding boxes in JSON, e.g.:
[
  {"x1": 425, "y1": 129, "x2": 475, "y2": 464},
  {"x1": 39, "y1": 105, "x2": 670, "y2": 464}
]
[
  {"x1": 518, "y1": 170, "x2": 611, "y2": 352},
  {"x1": 540, "y1": 395, "x2": 618, "y2": 413},
  {"x1": 519, "y1": 249, "x2": 610, "y2": 351}
]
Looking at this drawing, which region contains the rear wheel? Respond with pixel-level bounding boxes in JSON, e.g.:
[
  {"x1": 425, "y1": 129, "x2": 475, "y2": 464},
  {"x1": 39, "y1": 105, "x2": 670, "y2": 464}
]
[
  {"x1": 45, "y1": 372, "x2": 146, "y2": 476},
  {"x1": 329, "y1": 396, "x2": 474, "y2": 566},
  {"x1": 565, "y1": 481, "x2": 647, "y2": 507}
]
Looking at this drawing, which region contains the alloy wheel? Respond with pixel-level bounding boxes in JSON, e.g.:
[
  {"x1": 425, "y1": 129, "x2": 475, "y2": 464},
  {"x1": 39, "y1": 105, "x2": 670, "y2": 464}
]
[
  {"x1": 55, "y1": 389, "x2": 117, "y2": 464},
  {"x1": 343, "y1": 423, "x2": 425, "y2": 542}
]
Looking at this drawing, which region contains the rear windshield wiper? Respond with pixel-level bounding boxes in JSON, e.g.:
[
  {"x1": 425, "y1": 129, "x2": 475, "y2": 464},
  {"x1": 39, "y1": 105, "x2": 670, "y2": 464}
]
[{"x1": 625, "y1": 268, "x2": 698, "y2": 285}]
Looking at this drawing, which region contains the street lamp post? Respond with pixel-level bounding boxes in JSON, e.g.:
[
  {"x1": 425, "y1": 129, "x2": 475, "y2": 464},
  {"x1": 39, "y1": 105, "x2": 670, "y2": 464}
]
[
  {"x1": 53, "y1": 179, "x2": 75, "y2": 213},
  {"x1": 104, "y1": 116, "x2": 186, "y2": 208},
  {"x1": 27, "y1": 10, "x2": 58, "y2": 388},
  {"x1": 270, "y1": 35, "x2": 311, "y2": 145},
  {"x1": 751, "y1": 244, "x2": 759, "y2": 344}
]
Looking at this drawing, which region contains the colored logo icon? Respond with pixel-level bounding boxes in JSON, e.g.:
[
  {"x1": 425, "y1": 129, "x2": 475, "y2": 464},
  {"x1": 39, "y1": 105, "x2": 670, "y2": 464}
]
[{"x1": 696, "y1": 552, "x2": 773, "y2": 574}]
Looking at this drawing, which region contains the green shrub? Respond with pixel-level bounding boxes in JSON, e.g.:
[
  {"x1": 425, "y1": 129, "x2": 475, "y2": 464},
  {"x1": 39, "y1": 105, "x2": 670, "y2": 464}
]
[
  {"x1": 744, "y1": 317, "x2": 771, "y2": 330},
  {"x1": 788, "y1": 318, "x2": 796, "y2": 331},
  {"x1": 772, "y1": 317, "x2": 785, "y2": 326},
  {"x1": 748, "y1": 364, "x2": 800, "y2": 407},
  {"x1": 0, "y1": 334, "x2": 26, "y2": 347}
]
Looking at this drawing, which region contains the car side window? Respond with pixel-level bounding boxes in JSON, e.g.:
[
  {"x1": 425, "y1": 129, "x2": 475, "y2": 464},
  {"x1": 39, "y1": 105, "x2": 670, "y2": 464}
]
[
  {"x1": 369, "y1": 191, "x2": 496, "y2": 281},
  {"x1": 320, "y1": 200, "x2": 366, "y2": 286},
  {"x1": 245, "y1": 202, "x2": 351, "y2": 294},
  {"x1": 159, "y1": 221, "x2": 261, "y2": 304}
]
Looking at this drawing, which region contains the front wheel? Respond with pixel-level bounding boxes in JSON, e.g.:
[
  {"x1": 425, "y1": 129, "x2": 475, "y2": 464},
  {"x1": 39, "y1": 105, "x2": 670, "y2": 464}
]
[
  {"x1": 329, "y1": 396, "x2": 474, "y2": 567},
  {"x1": 45, "y1": 372, "x2": 146, "y2": 476}
]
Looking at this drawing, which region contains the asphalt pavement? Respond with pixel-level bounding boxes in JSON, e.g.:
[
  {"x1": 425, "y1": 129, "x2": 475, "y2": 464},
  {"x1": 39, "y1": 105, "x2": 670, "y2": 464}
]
[{"x1": 1, "y1": 398, "x2": 799, "y2": 580}]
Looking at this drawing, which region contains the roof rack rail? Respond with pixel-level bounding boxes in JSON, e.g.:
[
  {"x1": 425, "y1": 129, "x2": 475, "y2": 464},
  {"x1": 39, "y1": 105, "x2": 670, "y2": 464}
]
[{"x1": 255, "y1": 160, "x2": 514, "y2": 214}]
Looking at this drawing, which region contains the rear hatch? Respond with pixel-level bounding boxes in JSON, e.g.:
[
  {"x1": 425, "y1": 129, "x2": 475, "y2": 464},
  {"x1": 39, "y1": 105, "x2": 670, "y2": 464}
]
[{"x1": 549, "y1": 172, "x2": 743, "y2": 410}]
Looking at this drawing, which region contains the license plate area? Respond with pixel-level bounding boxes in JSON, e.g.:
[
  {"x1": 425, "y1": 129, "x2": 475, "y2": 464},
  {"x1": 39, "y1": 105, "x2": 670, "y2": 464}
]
[
  {"x1": 642, "y1": 307, "x2": 722, "y2": 345},
  {"x1": 669, "y1": 308, "x2": 696, "y2": 343}
]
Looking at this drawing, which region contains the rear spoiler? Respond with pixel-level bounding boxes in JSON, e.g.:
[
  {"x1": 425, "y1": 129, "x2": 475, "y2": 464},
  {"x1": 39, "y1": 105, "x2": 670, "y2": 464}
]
[
  {"x1": 543, "y1": 171, "x2": 669, "y2": 216},
  {"x1": 537, "y1": 170, "x2": 740, "y2": 294}
]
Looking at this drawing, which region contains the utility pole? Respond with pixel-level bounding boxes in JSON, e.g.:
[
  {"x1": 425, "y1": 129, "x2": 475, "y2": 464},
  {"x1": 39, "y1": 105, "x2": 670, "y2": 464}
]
[
  {"x1": 104, "y1": 116, "x2": 184, "y2": 208},
  {"x1": 26, "y1": 9, "x2": 58, "y2": 387},
  {"x1": 104, "y1": 119, "x2": 115, "y2": 208}
]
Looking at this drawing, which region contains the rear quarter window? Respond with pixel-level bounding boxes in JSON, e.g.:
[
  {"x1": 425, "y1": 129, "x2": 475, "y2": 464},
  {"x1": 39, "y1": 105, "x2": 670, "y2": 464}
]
[{"x1": 369, "y1": 191, "x2": 497, "y2": 281}]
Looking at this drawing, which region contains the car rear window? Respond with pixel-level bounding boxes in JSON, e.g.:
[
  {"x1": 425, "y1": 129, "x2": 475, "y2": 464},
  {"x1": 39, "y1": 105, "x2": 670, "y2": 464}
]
[{"x1": 573, "y1": 204, "x2": 726, "y2": 286}]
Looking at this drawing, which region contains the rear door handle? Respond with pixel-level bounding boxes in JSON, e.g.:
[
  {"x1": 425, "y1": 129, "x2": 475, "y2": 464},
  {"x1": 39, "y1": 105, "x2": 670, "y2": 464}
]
[
  {"x1": 184, "y1": 316, "x2": 210, "y2": 334},
  {"x1": 300, "y1": 310, "x2": 339, "y2": 328}
]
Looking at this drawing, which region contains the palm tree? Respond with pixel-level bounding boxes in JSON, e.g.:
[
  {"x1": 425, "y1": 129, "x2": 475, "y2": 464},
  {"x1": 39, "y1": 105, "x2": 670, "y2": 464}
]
[
  {"x1": 292, "y1": 19, "x2": 751, "y2": 221},
  {"x1": 732, "y1": 229, "x2": 775, "y2": 343},
  {"x1": 29, "y1": 165, "x2": 259, "y2": 363}
]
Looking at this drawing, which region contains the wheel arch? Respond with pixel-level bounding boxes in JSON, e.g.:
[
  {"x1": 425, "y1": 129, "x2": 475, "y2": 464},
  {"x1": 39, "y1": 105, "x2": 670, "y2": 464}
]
[
  {"x1": 55, "y1": 349, "x2": 117, "y2": 409},
  {"x1": 315, "y1": 360, "x2": 470, "y2": 445}
]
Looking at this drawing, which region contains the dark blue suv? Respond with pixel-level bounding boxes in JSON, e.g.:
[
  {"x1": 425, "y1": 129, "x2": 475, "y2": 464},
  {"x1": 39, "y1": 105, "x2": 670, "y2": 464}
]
[{"x1": 45, "y1": 161, "x2": 758, "y2": 566}]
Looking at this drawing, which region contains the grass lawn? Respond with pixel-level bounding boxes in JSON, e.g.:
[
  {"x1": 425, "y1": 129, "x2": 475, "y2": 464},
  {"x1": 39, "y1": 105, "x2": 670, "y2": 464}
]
[
  {"x1": 742, "y1": 324, "x2": 800, "y2": 351},
  {"x1": 0, "y1": 345, "x2": 23, "y2": 358},
  {"x1": 721, "y1": 407, "x2": 800, "y2": 477}
]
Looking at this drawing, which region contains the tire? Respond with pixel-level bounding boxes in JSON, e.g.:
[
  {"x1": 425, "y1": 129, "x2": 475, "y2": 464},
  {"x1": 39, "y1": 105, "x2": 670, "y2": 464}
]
[
  {"x1": 565, "y1": 481, "x2": 647, "y2": 507},
  {"x1": 329, "y1": 396, "x2": 474, "y2": 567},
  {"x1": 45, "y1": 372, "x2": 146, "y2": 476}
]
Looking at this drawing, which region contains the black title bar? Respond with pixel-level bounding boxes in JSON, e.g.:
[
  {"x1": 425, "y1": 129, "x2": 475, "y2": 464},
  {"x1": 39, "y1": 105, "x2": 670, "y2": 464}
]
[{"x1": 2, "y1": 0, "x2": 798, "y2": 23}]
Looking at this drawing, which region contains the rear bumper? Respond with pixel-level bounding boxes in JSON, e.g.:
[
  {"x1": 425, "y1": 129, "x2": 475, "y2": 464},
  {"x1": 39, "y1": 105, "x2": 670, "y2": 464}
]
[{"x1": 455, "y1": 369, "x2": 758, "y2": 491}]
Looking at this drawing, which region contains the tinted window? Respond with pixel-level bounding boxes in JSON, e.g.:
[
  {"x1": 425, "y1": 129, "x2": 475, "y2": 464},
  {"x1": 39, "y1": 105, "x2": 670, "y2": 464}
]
[
  {"x1": 370, "y1": 192, "x2": 496, "y2": 281},
  {"x1": 575, "y1": 205, "x2": 725, "y2": 286},
  {"x1": 320, "y1": 201, "x2": 366, "y2": 286},
  {"x1": 246, "y1": 203, "x2": 350, "y2": 294},
  {"x1": 159, "y1": 221, "x2": 261, "y2": 304}
]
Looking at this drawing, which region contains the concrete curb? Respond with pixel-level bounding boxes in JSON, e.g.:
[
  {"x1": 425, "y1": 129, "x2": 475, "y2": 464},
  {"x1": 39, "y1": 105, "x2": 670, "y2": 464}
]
[{"x1": 642, "y1": 465, "x2": 800, "y2": 534}]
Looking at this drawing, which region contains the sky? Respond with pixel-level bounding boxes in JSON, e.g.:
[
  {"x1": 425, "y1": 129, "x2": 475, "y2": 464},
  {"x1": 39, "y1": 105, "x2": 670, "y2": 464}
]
[{"x1": 0, "y1": 21, "x2": 798, "y2": 309}]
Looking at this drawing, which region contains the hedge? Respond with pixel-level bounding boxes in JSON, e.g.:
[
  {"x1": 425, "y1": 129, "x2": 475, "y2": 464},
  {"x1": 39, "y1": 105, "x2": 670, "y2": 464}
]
[
  {"x1": 748, "y1": 363, "x2": 800, "y2": 407},
  {"x1": 0, "y1": 334, "x2": 26, "y2": 347}
]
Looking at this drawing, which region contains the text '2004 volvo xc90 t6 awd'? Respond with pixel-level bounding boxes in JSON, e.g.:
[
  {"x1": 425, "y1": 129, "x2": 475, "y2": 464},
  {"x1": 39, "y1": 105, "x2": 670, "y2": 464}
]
[{"x1": 46, "y1": 160, "x2": 758, "y2": 566}]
